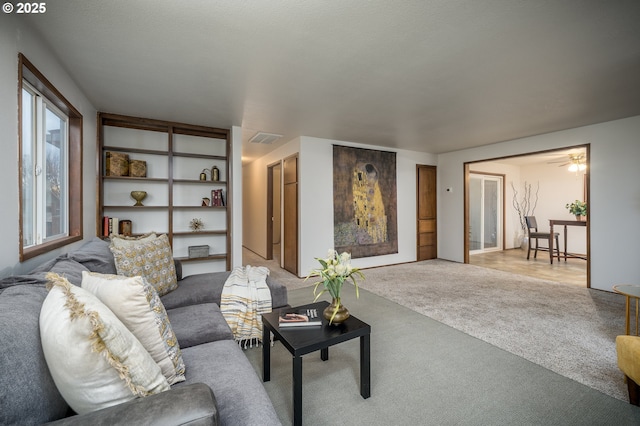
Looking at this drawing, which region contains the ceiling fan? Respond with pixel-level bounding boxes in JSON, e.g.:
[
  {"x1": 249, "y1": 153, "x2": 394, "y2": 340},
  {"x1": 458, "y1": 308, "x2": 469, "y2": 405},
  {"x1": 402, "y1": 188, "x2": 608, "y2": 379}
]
[
  {"x1": 547, "y1": 153, "x2": 586, "y2": 171},
  {"x1": 547, "y1": 153, "x2": 584, "y2": 166}
]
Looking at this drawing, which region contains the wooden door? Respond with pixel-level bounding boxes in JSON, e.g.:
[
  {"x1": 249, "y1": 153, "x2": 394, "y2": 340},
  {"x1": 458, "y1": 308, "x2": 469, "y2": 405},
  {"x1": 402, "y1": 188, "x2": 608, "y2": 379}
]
[
  {"x1": 417, "y1": 165, "x2": 437, "y2": 260},
  {"x1": 266, "y1": 162, "x2": 282, "y2": 261},
  {"x1": 283, "y1": 155, "x2": 298, "y2": 275}
]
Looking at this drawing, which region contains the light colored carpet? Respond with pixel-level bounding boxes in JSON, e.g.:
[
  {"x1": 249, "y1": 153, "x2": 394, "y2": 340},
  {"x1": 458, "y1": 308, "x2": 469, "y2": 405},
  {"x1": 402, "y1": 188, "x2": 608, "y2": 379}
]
[
  {"x1": 243, "y1": 250, "x2": 628, "y2": 401},
  {"x1": 355, "y1": 259, "x2": 627, "y2": 401}
]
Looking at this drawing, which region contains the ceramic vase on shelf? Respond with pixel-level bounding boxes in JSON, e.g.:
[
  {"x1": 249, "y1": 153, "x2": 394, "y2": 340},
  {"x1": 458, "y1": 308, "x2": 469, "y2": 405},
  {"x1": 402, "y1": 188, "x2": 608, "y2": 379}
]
[
  {"x1": 323, "y1": 297, "x2": 350, "y2": 325},
  {"x1": 130, "y1": 191, "x2": 147, "y2": 206}
]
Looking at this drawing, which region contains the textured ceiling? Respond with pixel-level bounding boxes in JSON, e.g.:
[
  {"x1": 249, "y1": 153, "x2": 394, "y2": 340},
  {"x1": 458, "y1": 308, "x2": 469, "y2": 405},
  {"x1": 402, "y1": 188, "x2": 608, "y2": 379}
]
[{"x1": 22, "y1": 1, "x2": 640, "y2": 163}]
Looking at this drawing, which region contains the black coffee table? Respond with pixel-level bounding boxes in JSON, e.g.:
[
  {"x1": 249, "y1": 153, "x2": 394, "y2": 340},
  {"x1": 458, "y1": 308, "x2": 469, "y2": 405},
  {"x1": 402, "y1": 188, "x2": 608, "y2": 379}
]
[{"x1": 262, "y1": 300, "x2": 371, "y2": 426}]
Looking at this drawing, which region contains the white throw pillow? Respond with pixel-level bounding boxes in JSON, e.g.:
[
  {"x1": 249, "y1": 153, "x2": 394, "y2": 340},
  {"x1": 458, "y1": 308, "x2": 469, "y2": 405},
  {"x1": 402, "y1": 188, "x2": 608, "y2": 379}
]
[
  {"x1": 110, "y1": 233, "x2": 178, "y2": 296},
  {"x1": 82, "y1": 271, "x2": 186, "y2": 385},
  {"x1": 40, "y1": 273, "x2": 169, "y2": 415}
]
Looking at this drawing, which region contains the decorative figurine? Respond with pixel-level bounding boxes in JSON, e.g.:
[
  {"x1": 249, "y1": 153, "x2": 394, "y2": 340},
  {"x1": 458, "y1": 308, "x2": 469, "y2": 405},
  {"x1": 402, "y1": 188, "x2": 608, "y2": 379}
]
[{"x1": 189, "y1": 218, "x2": 204, "y2": 232}]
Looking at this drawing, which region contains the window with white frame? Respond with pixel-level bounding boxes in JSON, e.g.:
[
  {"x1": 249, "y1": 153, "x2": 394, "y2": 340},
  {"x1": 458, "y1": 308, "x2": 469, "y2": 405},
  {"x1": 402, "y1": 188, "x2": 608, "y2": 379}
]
[
  {"x1": 19, "y1": 54, "x2": 82, "y2": 261},
  {"x1": 21, "y1": 82, "x2": 69, "y2": 247}
]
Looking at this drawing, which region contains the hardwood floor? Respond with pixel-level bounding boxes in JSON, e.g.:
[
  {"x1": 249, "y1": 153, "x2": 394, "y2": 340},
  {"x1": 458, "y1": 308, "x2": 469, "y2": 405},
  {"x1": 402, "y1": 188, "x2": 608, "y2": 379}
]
[{"x1": 469, "y1": 248, "x2": 587, "y2": 287}]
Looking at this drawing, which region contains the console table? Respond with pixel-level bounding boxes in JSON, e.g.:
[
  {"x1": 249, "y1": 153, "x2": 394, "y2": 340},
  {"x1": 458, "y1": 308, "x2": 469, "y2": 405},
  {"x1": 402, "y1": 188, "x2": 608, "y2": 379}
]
[{"x1": 548, "y1": 219, "x2": 587, "y2": 264}]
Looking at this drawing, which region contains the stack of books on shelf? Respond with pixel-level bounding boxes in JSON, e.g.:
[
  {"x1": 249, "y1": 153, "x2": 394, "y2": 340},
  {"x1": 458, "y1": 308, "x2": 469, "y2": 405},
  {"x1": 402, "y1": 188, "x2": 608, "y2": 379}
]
[
  {"x1": 278, "y1": 308, "x2": 322, "y2": 328},
  {"x1": 211, "y1": 189, "x2": 225, "y2": 207},
  {"x1": 102, "y1": 217, "x2": 132, "y2": 237}
]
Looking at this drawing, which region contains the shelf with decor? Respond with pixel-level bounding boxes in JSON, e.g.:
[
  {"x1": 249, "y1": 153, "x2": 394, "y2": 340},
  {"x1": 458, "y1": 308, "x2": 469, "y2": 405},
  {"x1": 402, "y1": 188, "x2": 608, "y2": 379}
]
[
  {"x1": 104, "y1": 176, "x2": 169, "y2": 183},
  {"x1": 173, "y1": 206, "x2": 226, "y2": 210},
  {"x1": 173, "y1": 152, "x2": 226, "y2": 160},
  {"x1": 97, "y1": 112, "x2": 230, "y2": 274},
  {"x1": 103, "y1": 206, "x2": 170, "y2": 209},
  {"x1": 174, "y1": 254, "x2": 228, "y2": 262},
  {"x1": 173, "y1": 178, "x2": 227, "y2": 184},
  {"x1": 173, "y1": 230, "x2": 227, "y2": 236},
  {"x1": 103, "y1": 146, "x2": 167, "y2": 156}
]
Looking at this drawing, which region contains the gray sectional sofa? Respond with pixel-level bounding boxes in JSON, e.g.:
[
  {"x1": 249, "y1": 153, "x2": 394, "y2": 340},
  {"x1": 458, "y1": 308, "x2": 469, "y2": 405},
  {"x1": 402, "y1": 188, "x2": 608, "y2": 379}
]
[{"x1": 0, "y1": 238, "x2": 287, "y2": 426}]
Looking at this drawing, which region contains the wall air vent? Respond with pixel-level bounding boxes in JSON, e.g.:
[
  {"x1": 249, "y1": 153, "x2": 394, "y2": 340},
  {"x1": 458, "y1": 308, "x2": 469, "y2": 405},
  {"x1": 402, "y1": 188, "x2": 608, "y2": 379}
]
[{"x1": 249, "y1": 132, "x2": 282, "y2": 144}]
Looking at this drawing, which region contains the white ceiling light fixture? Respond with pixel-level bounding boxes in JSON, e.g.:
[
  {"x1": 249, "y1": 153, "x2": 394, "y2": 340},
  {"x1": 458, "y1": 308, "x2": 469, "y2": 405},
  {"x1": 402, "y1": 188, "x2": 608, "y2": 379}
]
[
  {"x1": 249, "y1": 132, "x2": 282, "y2": 145},
  {"x1": 568, "y1": 163, "x2": 586, "y2": 172},
  {"x1": 567, "y1": 154, "x2": 586, "y2": 173}
]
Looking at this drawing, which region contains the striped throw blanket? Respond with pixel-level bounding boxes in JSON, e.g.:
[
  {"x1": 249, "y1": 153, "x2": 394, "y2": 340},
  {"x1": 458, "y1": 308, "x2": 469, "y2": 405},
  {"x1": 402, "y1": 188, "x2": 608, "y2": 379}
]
[{"x1": 220, "y1": 265, "x2": 272, "y2": 347}]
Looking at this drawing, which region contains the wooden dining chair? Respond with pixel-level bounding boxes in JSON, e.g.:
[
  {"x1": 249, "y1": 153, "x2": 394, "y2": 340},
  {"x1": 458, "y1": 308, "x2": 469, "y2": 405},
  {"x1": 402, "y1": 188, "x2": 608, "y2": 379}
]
[{"x1": 525, "y1": 216, "x2": 560, "y2": 261}]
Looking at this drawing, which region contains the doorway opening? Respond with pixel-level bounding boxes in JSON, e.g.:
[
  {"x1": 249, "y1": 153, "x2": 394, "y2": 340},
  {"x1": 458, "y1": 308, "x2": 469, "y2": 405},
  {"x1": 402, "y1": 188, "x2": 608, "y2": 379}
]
[
  {"x1": 464, "y1": 145, "x2": 590, "y2": 288},
  {"x1": 416, "y1": 164, "x2": 437, "y2": 261},
  {"x1": 266, "y1": 161, "x2": 282, "y2": 264}
]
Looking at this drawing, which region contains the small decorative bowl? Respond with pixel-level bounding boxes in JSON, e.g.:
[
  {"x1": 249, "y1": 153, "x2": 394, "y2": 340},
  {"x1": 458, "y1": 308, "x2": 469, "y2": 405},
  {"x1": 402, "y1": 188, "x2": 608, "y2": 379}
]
[{"x1": 130, "y1": 191, "x2": 147, "y2": 206}]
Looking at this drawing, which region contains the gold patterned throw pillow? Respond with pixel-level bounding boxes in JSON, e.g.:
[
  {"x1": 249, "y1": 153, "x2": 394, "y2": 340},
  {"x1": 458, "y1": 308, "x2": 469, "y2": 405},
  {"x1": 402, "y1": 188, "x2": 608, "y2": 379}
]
[
  {"x1": 110, "y1": 233, "x2": 178, "y2": 296},
  {"x1": 39, "y1": 273, "x2": 169, "y2": 415},
  {"x1": 82, "y1": 271, "x2": 186, "y2": 385},
  {"x1": 109, "y1": 232, "x2": 157, "y2": 249}
]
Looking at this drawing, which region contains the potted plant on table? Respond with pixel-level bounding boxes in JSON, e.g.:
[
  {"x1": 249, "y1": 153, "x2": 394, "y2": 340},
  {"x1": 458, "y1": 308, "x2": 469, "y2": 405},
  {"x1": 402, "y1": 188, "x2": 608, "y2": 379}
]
[
  {"x1": 565, "y1": 200, "x2": 587, "y2": 220},
  {"x1": 307, "y1": 249, "x2": 364, "y2": 325}
]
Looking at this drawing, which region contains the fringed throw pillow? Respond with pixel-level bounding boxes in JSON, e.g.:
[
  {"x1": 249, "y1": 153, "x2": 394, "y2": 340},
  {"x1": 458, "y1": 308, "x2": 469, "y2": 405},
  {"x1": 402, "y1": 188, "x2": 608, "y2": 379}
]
[
  {"x1": 39, "y1": 273, "x2": 169, "y2": 414},
  {"x1": 82, "y1": 271, "x2": 186, "y2": 385}
]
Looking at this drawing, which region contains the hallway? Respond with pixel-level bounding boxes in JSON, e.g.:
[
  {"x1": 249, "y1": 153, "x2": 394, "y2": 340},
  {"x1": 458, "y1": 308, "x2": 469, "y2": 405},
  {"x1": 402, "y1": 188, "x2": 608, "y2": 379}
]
[{"x1": 242, "y1": 247, "x2": 309, "y2": 290}]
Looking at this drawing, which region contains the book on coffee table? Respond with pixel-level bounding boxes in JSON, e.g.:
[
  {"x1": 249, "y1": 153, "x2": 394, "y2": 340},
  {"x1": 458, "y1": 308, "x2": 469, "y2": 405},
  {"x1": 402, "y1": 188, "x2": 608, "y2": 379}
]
[{"x1": 278, "y1": 308, "x2": 322, "y2": 327}]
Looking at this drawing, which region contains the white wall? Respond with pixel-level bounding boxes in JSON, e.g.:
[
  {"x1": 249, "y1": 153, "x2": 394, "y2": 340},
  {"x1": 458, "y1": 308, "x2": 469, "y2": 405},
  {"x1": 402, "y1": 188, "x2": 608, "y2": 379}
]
[
  {"x1": 0, "y1": 16, "x2": 97, "y2": 277},
  {"x1": 439, "y1": 115, "x2": 640, "y2": 291},
  {"x1": 520, "y1": 163, "x2": 586, "y2": 254},
  {"x1": 230, "y1": 126, "x2": 243, "y2": 268},
  {"x1": 244, "y1": 135, "x2": 437, "y2": 277},
  {"x1": 299, "y1": 137, "x2": 436, "y2": 275}
]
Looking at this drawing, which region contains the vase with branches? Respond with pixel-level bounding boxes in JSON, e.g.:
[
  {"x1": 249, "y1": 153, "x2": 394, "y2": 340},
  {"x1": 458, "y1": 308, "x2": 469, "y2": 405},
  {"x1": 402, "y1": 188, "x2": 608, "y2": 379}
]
[{"x1": 511, "y1": 181, "x2": 539, "y2": 247}]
